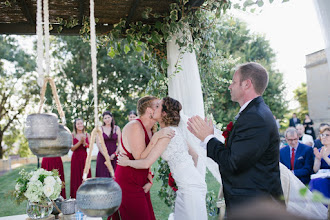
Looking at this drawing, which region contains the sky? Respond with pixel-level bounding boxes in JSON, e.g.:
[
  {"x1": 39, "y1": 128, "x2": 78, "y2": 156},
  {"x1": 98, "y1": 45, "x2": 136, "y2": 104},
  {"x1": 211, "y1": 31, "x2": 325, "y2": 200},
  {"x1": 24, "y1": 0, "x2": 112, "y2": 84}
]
[{"x1": 231, "y1": 0, "x2": 325, "y2": 108}]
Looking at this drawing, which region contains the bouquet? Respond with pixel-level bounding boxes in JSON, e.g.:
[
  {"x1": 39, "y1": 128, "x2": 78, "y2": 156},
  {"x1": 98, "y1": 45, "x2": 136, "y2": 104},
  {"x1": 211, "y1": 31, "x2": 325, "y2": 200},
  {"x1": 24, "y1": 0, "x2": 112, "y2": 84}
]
[{"x1": 13, "y1": 168, "x2": 62, "y2": 204}]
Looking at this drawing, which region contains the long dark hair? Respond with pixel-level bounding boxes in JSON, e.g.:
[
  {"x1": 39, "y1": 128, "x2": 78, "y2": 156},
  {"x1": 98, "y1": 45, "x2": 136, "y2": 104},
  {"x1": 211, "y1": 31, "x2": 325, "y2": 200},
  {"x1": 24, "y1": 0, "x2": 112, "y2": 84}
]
[
  {"x1": 73, "y1": 118, "x2": 85, "y2": 136},
  {"x1": 102, "y1": 111, "x2": 115, "y2": 138}
]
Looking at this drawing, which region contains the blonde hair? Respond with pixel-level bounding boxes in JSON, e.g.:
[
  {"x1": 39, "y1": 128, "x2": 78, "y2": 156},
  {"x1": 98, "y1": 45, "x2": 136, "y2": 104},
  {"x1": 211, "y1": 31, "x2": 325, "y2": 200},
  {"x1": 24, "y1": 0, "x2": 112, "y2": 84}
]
[{"x1": 137, "y1": 96, "x2": 158, "y2": 116}]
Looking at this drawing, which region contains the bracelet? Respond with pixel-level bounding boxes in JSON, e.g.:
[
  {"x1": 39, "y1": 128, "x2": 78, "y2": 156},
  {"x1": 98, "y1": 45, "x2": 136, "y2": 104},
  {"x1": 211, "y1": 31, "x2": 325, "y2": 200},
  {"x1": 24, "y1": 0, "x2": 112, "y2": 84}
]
[
  {"x1": 149, "y1": 171, "x2": 154, "y2": 178},
  {"x1": 147, "y1": 179, "x2": 153, "y2": 185}
]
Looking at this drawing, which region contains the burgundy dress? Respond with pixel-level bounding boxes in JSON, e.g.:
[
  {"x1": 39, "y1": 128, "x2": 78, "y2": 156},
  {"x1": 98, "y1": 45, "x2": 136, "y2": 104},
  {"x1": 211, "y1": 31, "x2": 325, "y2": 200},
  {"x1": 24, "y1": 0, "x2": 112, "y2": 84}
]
[
  {"x1": 96, "y1": 126, "x2": 118, "y2": 177},
  {"x1": 70, "y1": 134, "x2": 91, "y2": 198},
  {"x1": 114, "y1": 119, "x2": 155, "y2": 220},
  {"x1": 41, "y1": 157, "x2": 66, "y2": 199}
]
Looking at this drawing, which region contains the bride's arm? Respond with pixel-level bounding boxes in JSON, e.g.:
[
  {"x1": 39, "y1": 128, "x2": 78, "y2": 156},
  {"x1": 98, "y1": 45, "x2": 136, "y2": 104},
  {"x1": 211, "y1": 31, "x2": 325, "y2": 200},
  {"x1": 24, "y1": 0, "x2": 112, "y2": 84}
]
[
  {"x1": 118, "y1": 138, "x2": 171, "y2": 169},
  {"x1": 187, "y1": 142, "x2": 198, "y2": 167},
  {"x1": 140, "y1": 128, "x2": 175, "y2": 159}
]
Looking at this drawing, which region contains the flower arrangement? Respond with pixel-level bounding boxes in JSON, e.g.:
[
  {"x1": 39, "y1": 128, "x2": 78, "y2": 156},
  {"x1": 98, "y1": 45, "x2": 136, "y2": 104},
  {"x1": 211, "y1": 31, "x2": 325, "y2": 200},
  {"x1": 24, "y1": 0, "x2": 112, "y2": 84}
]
[
  {"x1": 222, "y1": 121, "x2": 234, "y2": 147},
  {"x1": 13, "y1": 168, "x2": 63, "y2": 204}
]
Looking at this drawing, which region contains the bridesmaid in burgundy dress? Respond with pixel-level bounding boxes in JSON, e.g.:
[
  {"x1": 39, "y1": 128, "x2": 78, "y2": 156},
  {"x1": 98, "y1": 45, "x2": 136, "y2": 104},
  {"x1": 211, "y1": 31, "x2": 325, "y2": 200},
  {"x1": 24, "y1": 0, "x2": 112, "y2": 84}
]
[
  {"x1": 96, "y1": 111, "x2": 121, "y2": 177},
  {"x1": 70, "y1": 118, "x2": 91, "y2": 198},
  {"x1": 115, "y1": 96, "x2": 172, "y2": 220},
  {"x1": 41, "y1": 157, "x2": 66, "y2": 199}
]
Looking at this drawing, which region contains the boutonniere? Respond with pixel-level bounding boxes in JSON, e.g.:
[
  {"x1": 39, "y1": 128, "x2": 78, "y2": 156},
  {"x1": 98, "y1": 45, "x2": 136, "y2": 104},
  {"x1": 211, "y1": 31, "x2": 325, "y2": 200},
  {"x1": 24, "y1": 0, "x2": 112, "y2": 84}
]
[{"x1": 222, "y1": 121, "x2": 234, "y2": 147}]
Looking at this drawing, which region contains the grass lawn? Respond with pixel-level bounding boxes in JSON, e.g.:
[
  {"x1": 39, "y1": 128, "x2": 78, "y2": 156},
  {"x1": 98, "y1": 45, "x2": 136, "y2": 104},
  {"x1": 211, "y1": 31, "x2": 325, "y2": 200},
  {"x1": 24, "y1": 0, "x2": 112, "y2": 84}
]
[{"x1": 0, "y1": 160, "x2": 220, "y2": 219}]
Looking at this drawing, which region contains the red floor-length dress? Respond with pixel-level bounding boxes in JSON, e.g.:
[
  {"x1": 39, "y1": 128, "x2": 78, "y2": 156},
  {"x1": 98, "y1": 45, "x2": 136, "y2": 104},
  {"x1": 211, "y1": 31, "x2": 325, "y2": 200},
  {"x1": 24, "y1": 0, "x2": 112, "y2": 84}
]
[
  {"x1": 114, "y1": 119, "x2": 155, "y2": 220},
  {"x1": 41, "y1": 157, "x2": 66, "y2": 199},
  {"x1": 70, "y1": 134, "x2": 91, "y2": 198}
]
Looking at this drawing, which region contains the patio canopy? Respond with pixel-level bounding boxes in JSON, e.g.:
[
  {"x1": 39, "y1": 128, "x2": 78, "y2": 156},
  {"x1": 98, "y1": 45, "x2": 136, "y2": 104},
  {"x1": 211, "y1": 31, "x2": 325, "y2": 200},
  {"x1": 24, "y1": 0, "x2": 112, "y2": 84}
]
[{"x1": 0, "y1": 0, "x2": 204, "y2": 35}]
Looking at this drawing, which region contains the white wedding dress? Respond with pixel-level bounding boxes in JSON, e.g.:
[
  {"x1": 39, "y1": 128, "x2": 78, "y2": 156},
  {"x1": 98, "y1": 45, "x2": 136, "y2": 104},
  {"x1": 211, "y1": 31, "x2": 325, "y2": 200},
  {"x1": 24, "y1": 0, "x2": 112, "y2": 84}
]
[{"x1": 161, "y1": 126, "x2": 207, "y2": 220}]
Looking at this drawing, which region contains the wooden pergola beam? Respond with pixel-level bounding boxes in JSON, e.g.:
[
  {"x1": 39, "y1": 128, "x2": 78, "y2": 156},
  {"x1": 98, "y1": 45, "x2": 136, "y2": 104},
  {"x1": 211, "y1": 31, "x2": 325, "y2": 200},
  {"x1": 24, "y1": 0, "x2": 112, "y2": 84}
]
[
  {"x1": 126, "y1": 0, "x2": 140, "y2": 28},
  {"x1": 0, "y1": 23, "x2": 113, "y2": 35},
  {"x1": 78, "y1": 0, "x2": 85, "y2": 25},
  {"x1": 17, "y1": 0, "x2": 35, "y2": 25}
]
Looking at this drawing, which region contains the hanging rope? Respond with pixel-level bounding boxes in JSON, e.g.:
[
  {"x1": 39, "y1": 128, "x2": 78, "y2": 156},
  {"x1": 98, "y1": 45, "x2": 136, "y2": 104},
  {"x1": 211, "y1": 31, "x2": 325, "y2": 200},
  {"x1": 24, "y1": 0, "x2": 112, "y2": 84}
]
[
  {"x1": 36, "y1": 0, "x2": 44, "y2": 87},
  {"x1": 38, "y1": 77, "x2": 66, "y2": 125},
  {"x1": 36, "y1": 0, "x2": 66, "y2": 125},
  {"x1": 43, "y1": 0, "x2": 50, "y2": 77},
  {"x1": 82, "y1": 0, "x2": 114, "y2": 180}
]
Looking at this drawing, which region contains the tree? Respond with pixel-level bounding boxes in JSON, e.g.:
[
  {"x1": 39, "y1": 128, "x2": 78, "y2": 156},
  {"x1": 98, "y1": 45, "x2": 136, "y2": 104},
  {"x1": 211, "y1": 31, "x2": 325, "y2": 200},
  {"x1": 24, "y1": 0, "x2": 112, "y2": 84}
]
[
  {"x1": 199, "y1": 17, "x2": 288, "y2": 126},
  {"x1": 293, "y1": 82, "x2": 308, "y2": 120},
  {"x1": 0, "y1": 36, "x2": 38, "y2": 159},
  {"x1": 47, "y1": 36, "x2": 153, "y2": 130}
]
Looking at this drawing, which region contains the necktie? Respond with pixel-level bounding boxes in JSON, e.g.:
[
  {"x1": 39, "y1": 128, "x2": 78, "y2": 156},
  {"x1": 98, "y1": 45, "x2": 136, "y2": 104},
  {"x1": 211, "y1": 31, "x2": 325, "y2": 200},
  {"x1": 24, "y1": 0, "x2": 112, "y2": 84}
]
[{"x1": 291, "y1": 148, "x2": 295, "y2": 170}]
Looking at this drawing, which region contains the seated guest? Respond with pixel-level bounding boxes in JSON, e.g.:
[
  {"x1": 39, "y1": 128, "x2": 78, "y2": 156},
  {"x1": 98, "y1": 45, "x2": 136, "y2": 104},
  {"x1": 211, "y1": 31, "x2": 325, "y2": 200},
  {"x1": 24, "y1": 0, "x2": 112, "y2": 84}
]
[
  {"x1": 296, "y1": 124, "x2": 314, "y2": 147},
  {"x1": 314, "y1": 123, "x2": 329, "y2": 149},
  {"x1": 280, "y1": 127, "x2": 314, "y2": 185},
  {"x1": 313, "y1": 125, "x2": 330, "y2": 173},
  {"x1": 311, "y1": 125, "x2": 330, "y2": 199}
]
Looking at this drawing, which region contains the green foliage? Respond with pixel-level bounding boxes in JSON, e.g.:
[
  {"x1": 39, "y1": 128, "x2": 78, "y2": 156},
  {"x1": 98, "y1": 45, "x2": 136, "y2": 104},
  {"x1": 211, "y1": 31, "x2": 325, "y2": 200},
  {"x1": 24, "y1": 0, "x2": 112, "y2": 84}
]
[
  {"x1": 46, "y1": 36, "x2": 152, "y2": 130},
  {"x1": 293, "y1": 82, "x2": 308, "y2": 120},
  {"x1": 0, "y1": 36, "x2": 38, "y2": 159},
  {"x1": 200, "y1": 16, "x2": 288, "y2": 125}
]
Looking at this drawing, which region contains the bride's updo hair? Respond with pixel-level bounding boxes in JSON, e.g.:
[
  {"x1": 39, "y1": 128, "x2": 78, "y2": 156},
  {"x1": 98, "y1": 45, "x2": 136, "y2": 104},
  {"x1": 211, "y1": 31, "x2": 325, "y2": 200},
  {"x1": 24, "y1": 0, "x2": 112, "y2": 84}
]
[
  {"x1": 137, "y1": 95, "x2": 157, "y2": 116},
  {"x1": 162, "y1": 97, "x2": 182, "y2": 126}
]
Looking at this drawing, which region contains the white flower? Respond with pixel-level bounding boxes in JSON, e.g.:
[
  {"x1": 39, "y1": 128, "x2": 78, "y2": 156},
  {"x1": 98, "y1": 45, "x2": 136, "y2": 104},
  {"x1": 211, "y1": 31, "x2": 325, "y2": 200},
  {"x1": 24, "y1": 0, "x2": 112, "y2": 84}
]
[
  {"x1": 44, "y1": 176, "x2": 56, "y2": 186},
  {"x1": 30, "y1": 173, "x2": 39, "y2": 182},
  {"x1": 43, "y1": 184, "x2": 54, "y2": 198},
  {"x1": 15, "y1": 183, "x2": 21, "y2": 191}
]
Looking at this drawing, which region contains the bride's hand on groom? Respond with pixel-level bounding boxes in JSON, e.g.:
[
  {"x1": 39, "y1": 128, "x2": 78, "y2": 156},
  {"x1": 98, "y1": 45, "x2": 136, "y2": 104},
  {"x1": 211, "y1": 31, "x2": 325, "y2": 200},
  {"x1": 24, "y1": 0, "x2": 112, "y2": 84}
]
[
  {"x1": 187, "y1": 116, "x2": 214, "y2": 141},
  {"x1": 117, "y1": 153, "x2": 130, "y2": 167}
]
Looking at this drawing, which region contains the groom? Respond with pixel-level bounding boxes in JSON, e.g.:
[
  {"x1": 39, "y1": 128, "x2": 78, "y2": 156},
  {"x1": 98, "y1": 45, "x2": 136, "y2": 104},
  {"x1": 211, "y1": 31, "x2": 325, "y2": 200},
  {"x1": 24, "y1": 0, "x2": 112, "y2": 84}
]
[{"x1": 188, "y1": 62, "x2": 283, "y2": 212}]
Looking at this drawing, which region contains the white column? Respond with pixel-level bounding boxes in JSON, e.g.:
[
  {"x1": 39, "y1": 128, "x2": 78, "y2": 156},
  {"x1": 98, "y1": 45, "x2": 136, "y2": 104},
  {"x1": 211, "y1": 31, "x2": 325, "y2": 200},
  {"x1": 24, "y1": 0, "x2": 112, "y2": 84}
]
[{"x1": 314, "y1": 0, "x2": 330, "y2": 70}]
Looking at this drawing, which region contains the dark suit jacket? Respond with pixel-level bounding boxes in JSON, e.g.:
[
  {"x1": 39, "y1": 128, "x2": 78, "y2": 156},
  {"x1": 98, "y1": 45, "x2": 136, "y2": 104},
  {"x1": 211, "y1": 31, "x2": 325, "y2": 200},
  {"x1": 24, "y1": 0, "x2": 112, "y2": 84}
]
[
  {"x1": 280, "y1": 143, "x2": 314, "y2": 184},
  {"x1": 289, "y1": 118, "x2": 301, "y2": 127},
  {"x1": 207, "y1": 96, "x2": 283, "y2": 211}
]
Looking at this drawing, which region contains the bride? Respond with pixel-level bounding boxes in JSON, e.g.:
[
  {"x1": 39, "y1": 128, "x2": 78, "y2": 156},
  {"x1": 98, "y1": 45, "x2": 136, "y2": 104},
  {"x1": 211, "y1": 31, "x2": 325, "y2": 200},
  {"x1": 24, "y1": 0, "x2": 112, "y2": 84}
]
[{"x1": 117, "y1": 96, "x2": 207, "y2": 220}]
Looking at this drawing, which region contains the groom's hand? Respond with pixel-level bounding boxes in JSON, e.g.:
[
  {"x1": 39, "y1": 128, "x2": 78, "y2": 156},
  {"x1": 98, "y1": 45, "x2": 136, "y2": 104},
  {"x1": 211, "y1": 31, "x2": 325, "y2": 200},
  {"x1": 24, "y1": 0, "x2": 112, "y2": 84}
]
[{"x1": 187, "y1": 115, "x2": 214, "y2": 141}]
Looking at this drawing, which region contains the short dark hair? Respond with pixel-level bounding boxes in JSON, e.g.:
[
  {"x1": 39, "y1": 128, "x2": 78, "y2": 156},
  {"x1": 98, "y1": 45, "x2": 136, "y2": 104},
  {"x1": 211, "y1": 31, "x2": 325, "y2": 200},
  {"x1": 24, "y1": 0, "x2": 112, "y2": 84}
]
[
  {"x1": 161, "y1": 97, "x2": 182, "y2": 127},
  {"x1": 237, "y1": 62, "x2": 269, "y2": 95},
  {"x1": 129, "y1": 110, "x2": 137, "y2": 116}
]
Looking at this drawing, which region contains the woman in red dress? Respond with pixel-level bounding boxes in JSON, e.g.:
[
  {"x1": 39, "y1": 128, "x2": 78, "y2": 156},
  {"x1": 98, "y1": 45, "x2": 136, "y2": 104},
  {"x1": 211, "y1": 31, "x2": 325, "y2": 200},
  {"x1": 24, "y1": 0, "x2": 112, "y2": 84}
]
[
  {"x1": 115, "y1": 96, "x2": 172, "y2": 220},
  {"x1": 70, "y1": 118, "x2": 91, "y2": 198},
  {"x1": 41, "y1": 157, "x2": 66, "y2": 199}
]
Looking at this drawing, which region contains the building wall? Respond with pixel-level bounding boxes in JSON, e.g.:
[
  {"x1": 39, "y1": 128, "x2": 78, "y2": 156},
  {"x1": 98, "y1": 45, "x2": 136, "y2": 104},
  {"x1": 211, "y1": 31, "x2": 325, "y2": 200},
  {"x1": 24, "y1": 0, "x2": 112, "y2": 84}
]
[{"x1": 305, "y1": 49, "x2": 330, "y2": 136}]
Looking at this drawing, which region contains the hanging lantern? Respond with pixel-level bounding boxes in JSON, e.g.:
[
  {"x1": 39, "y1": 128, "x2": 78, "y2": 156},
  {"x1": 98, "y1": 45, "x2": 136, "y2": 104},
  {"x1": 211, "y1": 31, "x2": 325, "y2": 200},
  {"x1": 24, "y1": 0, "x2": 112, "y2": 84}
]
[
  {"x1": 76, "y1": 128, "x2": 122, "y2": 217},
  {"x1": 27, "y1": 124, "x2": 71, "y2": 157},
  {"x1": 25, "y1": 113, "x2": 59, "y2": 140},
  {"x1": 76, "y1": 178, "x2": 122, "y2": 217}
]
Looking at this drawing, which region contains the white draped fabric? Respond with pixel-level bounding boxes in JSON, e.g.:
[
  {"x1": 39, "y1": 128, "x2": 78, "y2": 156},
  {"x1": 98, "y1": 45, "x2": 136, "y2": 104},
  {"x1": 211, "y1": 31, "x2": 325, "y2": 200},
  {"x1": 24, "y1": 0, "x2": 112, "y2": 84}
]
[{"x1": 167, "y1": 29, "x2": 223, "y2": 183}]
